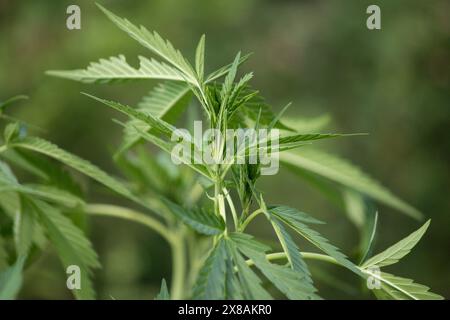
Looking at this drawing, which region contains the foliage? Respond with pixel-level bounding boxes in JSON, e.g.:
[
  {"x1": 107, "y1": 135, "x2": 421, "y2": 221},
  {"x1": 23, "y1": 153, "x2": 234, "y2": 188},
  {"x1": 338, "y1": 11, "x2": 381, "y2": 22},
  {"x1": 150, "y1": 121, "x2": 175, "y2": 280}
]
[{"x1": 0, "y1": 5, "x2": 442, "y2": 300}]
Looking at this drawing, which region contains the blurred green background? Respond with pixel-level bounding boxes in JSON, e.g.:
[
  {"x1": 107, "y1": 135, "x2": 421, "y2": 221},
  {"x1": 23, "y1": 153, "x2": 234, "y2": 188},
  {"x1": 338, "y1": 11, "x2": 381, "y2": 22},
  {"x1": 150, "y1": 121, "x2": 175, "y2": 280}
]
[{"x1": 1, "y1": 0, "x2": 448, "y2": 299}]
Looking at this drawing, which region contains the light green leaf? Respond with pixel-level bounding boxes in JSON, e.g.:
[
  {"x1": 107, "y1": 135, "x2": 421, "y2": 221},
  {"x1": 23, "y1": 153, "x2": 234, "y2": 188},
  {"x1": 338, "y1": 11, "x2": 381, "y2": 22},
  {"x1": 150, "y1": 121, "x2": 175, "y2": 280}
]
[
  {"x1": 32, "y1": 199, "x2": 100, "y2": 299},
  {"x1": 361, "y1": 220, "x2": 430, "y2": 269},
  {"x1": 268, "y1": 205, "x2": 324, "y2": 225},
  {"x1": 343, "y1": 190, "x2": 379, "y2": 263},
  {"x1": 155, "y1": 279, "x2": 170, "y2": 300},
  {"x1": 226, "y1": 239, "x2": 273, "y2": 300},
  {"x1": 224, "y1": 253, "x2": 244, "y2": 300},
  {"x1": 97, "y1": 4, "x2": 197, "y2": 84},
  {"x1": 83, "y1": 93, "x2": 176, "y2": 137},
  {"x1": 192, "y1": 238, "x2": 227, "y2": 299},
  {"x1": 162, "y1": 199, "x2": 224, "y2": 235},
  {"x1": 0, "y1": 183, "x2": 83, "y2": 208},
  {"x1": 9, "y1": 137, "x2": 150, "y2": 210},
  {"x1": 205, "y1": 53, "x2": 251, "y2": 83},
  {"x1": 119, "y1": 81, "x2": 192, "y2": 153},
  {"x1": 270, "y1": 217, "x2": 314, "y2": 286},
  {"x1": 121, "y1": 116, "x2": 212, "y2": 180},
  {"x1": 277, "y1": 133, "x2": 359, "y2": 152},
  {"x1": 14, "y1": 197, "x2": 34, "y2": 257},
  {"x1": 195, "y1": 35, "x2": 205, "y2": 82},
  {"x1": 221, "y1": 52, "x2": 241, "y2": 101},
  {"x1": 230, "y1": 233, "x2": 318, "y2": 300},
  {"x1": 270, "y1": 206, "x2": 361, "y2": 276},
  {"x1": 365, "y1": 271, "x2": 443, "y2": 300},
  {"x1": 0, "y1": 256, "x2": 26, "y2": 300},
  {"x1": 46, "y1": 55, "x2": 190, "y2": 84},
  {"x1": 280, "y1": 148, "x2": 422, "y2": 219}
]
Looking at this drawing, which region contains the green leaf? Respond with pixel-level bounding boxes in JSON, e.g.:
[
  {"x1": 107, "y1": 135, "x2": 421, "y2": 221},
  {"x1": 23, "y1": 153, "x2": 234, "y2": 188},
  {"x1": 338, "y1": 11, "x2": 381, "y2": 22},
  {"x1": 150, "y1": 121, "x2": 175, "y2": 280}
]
[
  {"x1": 226, "y1": 239, "x2": 273, "y2": 300},
  {"x1": 0, "y1": 183, "x2": 83, "y2": 208},
  {"x1": 155, "y1": 279, "x2": 170, "y2": 300},
  {"x1": 268, "y1": 205, "x2": 324, "y2": 225},
  {"x1": 280, "y1": 148, "x2": 422, "y2": 219},
  {"x1": 221, "y1": 52, "x2": 241, "y2": 101},
  {"x1": 14, "y1": 197, "x2": 35, "y2": 257},
  {"x1": 205, "y1": 53, "x2": 251, "y2": 83},
  {"x1": 46, "y1": 55, "x2": 190, "y2": 84},
  {"x1": 231, "y1": 88, "x2": 294, "y2": 131},
  {"x1": 224, "y1": 253, "x2": 244, "y2": 300},
  {"x1": 0, "y1": 256, "x2": 26, "y2": 300},
  {"x1": 162, "y1": 198, "x2": 224, "y2": 235},
  {"x1": 9, "y1": 137, "x2": 149, "y2": 210},
  {"x1": 230, "y1": 233, "x2": 318, "y2": 300},
  {"x1": 361, "y1": 220, "x2": 430, "y2": 269},
  {"x1": 119, "y1": 81, "x2": 192, "y2": 153},
  {"x1": 83, "y1": 93, "x2": 176, "y2": 138},
  {"x1": 277, "y1": 133, "x2": 360, "y2": 152},
  {"x1": 97, "y1": 4, "x2": 197, "y2": 84},
  {"x1": 270, "y1": 217, "x2": 314, "y2": 285},
  {"x1": 343, "y1": 190, "x2": 379, "y2": 263},
  {"x1": 31, "y1": 199, "x2": 100, "y2": 299},
  {"x1": 195, "y1": 35, "x2": 205, "y2": 82},
  {"x1": 366, "y1": 271, "x2": 443, "y2": 300},
  {"x1": 121, "y1": 116, "x2": 212, "y2": 180},
  {"x1": 270, "y1": 206, "x2": 361, "y2": 276},
  {"x1": 192, "y1": 238, "x2": 227, "y2": 299}
]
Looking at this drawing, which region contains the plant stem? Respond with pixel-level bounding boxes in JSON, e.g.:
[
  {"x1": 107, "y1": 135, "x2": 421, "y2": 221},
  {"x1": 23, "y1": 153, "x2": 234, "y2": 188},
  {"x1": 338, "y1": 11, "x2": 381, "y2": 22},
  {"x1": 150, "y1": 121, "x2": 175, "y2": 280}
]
[
  {"x1": 223, "y1": 187, "x2": 238, "y2": 231},
  {"x1": 85, "y1": 203, "x2": 187, "y2": 299},
  {"x1": 239, "y1": 208, "x2": 264, "y2": 231},
  {"x1": 245, "y1": 251, "x2": 340, "y2": 267},
  {"x1": 84, "y1": 204, "x2": 174, "y2": 244},
  {"x1": 170, "y1": 232, "x2": 186, "y2": 300}
]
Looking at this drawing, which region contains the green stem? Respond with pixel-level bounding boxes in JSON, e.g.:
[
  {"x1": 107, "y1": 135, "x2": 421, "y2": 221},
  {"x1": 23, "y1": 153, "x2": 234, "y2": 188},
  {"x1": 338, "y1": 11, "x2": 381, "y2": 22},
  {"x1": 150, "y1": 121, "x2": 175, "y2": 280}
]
[
  {"x1": 85, "y1": 203, "x2": 187, "y2": 299},
  {"x1": 239, "y1": 208, "x2": 264, "y2": 231},
  {"x1": 84, "y1": 204, "x2": 173, "y2": 244},
  {"x1": 170, "y1": 232, "x2": 186, "y2": 300},
  {"x1": 245, "y1": 251, "x2": 340, "y2": 267},
  {"x1": 223, "y1": 187, "x2": 238, "y2": 231}
]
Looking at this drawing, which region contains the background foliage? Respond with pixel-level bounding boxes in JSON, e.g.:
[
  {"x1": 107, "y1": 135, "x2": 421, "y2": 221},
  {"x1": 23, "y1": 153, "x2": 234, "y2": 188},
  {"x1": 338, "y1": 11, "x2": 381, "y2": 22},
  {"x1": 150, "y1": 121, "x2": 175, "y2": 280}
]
[{"x1": 0, "y1": 0, "x2": 448, "y2": 299}]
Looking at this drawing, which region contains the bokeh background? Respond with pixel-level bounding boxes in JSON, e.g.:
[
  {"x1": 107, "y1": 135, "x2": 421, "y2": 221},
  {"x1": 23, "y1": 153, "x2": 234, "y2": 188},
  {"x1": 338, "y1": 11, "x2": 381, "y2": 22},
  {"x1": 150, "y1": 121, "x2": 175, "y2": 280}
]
[{"x1": 0, "y1": 0, "x2": 448, "y2": 299}]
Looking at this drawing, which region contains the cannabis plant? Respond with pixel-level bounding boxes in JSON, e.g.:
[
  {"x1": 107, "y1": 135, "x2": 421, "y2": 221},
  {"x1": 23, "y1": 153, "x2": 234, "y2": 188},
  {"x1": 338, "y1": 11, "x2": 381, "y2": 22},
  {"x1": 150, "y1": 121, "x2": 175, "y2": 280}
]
[{"x1": 0, "y1": 5, "x2": 443, "y2": 300}]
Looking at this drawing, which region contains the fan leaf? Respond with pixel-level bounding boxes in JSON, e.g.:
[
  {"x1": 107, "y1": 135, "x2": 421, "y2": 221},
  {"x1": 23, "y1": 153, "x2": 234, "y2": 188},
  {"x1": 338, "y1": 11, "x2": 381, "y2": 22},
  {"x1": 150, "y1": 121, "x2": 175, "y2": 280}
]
[
  {"x1": 361, "y1": 220, "x2": 430, "y2": 269},
  {"x1": 230, "y1": 233, "x2": 319, "y2": 300},
  {"x1": 0, "y1": 256, "x2": 26, "y2": 300},
  {"x1": 46, "y1": 55, "x2": 190, "y2": 84},
  {"x1": 97, "y1": 4, "x2": 197, "y2": 84},
  {"x1": 281, "y1": 149, "x2": 422, "y2": 219},
  {"x1": 269, "y1": 206, "x2": 361, "y2": 276},
  {"x1": 120, "y1": 81, "x2": 192, "y2": 152},
  {"x1": 162, "y1": 198, "x2": 224, "y2": 236},
  {"x1": 31, "y1": 199, "x2": 100, "y2": 300},
  {"x1": 365, "y1": 271, "x2": 443, "y2": 300},
  {"x1": 192, "y1": 238, "x2": 227, "y2": 299}
]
